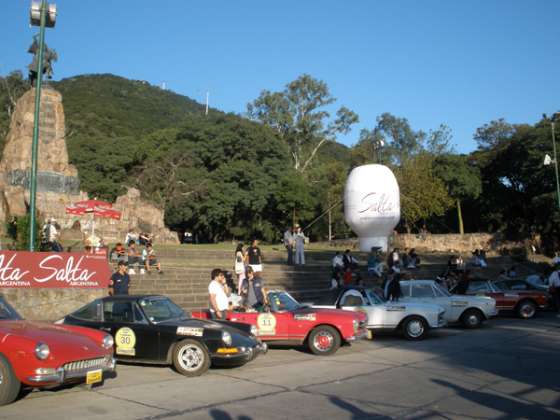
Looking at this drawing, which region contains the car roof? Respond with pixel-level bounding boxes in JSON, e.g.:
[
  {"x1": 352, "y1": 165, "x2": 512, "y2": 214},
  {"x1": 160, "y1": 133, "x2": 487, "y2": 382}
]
[
  {"x1": 399, "y1": 280, "x2": 435, "y2": 285},
  {"x1": 101, "y1": 294, "x2": 166, "y2": 301}
]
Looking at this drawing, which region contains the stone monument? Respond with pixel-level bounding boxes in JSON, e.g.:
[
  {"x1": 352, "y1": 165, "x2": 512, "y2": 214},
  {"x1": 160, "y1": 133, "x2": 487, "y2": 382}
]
[{"x1": 0, "y1": 87, "x2": 86, "y2": 225}]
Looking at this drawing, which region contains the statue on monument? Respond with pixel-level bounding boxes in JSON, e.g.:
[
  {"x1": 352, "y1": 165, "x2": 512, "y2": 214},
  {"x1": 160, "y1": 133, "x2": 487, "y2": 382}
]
[{"x1": 27, "y1": 34, "x2": 58, "y2": 86}]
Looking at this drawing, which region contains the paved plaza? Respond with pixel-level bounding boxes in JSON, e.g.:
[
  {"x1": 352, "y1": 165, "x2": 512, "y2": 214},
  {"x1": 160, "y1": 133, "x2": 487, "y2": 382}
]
[{"x1": 2, "y1": 315, "x2": 559, "y2": 420}]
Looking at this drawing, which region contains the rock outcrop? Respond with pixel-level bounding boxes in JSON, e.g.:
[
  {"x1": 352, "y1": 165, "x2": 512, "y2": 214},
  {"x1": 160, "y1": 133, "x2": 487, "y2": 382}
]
[{"x1": 0, "y1": 87, "x2": 87, "y2": 227}]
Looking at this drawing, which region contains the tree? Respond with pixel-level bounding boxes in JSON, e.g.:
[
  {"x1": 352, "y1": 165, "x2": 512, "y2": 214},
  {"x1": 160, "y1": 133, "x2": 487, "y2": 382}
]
[
  {"x1": 434, "y1": 154, "x2": 481, "y2": 234},
  {"x1": 247, "y1": 74, "x2": 358, "y2": 173},
  {"x1": 0, "y1": 71, "x2": 30, "y2": 148},
  {"x1": 474, "y1": 118, "x2": 515, "y2": 150},
  {"x1": 374, "y1": 113, "x2": 423, "y2": 165},
  {"x1": 394, "y1": 154, "x2": 453, "y2": 232}
]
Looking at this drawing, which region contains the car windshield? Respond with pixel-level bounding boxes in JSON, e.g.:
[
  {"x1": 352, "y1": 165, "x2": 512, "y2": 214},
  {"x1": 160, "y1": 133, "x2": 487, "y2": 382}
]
[
  {"x1": 139, "y1": 297, "x2": 186, "y2": 323},
  {"x1": 365, "y1": 289, "x2": 384, "y2": 304},
  {"x1": 433, "y1": 282, "x2": 451, "y2": 297},
  {"x1": 0, "y1": 297, "x2": 22, "y2": 320},
  {"x1": 268, "y1": 291, "x2": 301, "y2": 312}
]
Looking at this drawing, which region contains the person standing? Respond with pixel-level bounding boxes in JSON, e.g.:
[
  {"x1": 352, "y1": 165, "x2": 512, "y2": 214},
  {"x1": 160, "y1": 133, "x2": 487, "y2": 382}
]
[
  {"x1": 294, "y1": 225, "x2": 307, "y2": 266},
  {"x1": 283, "y1": 227, "x2": 295, "y2": 265},
  {"x1": 109, "y1": 261, "x2": 131, "y2": 296},
  {"x1": 246, "y1": 239, "x2": 263, "y2": 273},
  {"x1": 548, "y1": 264, "x2": 560, "y2": 315},
  {"x1": 208, "y1": 269, "x2": 229, "y2": 319},
  {"x1": 234, "y1": 243, "x2": 246, "y2": 292},
  {"x1": 386, "y1": 273, "x2": 402, "y2": 302},
  {"x1": 240, "y1": 266, "x2": 268, "y2": 310}
]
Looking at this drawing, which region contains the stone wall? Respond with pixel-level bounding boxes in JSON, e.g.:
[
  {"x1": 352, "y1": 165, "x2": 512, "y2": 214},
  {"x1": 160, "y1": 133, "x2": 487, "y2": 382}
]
[
  {"x1": 2, "y1": 288, "x2": 105, "y2": 321},
  {"x1": 394, "y1": 233, "x2": 524, "y2": 255}
]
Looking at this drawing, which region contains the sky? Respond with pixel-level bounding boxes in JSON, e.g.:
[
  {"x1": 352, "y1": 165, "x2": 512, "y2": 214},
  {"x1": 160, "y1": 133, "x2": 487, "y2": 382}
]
[{"x1": 2, "y1": 0, "x2": 560, "y2": 153}]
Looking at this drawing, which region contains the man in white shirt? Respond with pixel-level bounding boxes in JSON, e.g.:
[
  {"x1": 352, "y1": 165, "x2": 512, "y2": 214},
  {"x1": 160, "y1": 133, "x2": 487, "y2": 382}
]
[
  {"x1": 208, "y1": 268, "x2": 229, "y2": 319},
  {"x1": 332, "y1": 251, "x2": 344, "y2": 273}
]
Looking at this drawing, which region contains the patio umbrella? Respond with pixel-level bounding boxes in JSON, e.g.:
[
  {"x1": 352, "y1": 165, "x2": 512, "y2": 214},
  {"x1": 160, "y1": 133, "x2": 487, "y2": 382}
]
[{"x1": 66, "y1": 199, "x2": 121, "y2": 237}]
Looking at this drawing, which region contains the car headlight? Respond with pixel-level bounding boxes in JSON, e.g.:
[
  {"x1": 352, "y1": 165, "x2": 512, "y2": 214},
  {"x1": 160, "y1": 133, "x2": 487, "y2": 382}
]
[
  {"x1": 35, "y1": 343, "x2": 50, "y2": 360},
  {"x1": 222, "y1": 331, "x2": 232, "y2": 346},
  {"x1": 102, "y1": 334, "x2": 114, "y2": 349},
  {"x1": 352, "y1": 319, "x2": 359, "y2": 333},
  {"x1": 250, "y1": 325, "x2": 258, "y2": 336}
]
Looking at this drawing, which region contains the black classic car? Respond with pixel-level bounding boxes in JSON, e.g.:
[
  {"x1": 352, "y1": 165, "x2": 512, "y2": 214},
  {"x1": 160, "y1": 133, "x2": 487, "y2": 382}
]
[{"x1": 57, "y1": 295, "x2": 267, "y2": 376}]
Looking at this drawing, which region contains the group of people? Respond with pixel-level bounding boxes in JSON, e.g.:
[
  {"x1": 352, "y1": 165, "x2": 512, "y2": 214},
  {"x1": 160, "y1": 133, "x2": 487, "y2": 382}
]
[
  {"x1": 283, "y1": 224, "x2": 308, "y2": 265},
  {"x1": 110, "y1": 237, "x2": 163, "y2": 275},
  {"x1": 331, "y1": 249, "x2": 361, "y2": 288},
  {"x1": 209, "y1": 267, "x2": 268, "y2": 319},
  {"x1": 41, "y1": 218, "x2": 63, "y2": 252}
]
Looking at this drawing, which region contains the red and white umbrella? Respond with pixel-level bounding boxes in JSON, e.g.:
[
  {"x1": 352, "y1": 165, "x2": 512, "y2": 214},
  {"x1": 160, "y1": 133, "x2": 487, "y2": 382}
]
[{"x1": 66, "y1": 199, "x2": 121, "y2": 236}]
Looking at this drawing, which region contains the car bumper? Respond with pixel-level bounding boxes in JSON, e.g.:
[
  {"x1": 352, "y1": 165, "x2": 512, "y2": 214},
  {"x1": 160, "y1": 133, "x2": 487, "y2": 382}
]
[
  {"x1": 27, "y1": 356, "x2": 116, "y2": 385},
  {"x1": 211, "y1": 342, "x2": 268, "y2": 366},
  {"x1": 346, "y1": 328, "x2": 369, "y2": 342},
  {"x1": 487, "y1": 307, "x2": 499, "y2": 317}
]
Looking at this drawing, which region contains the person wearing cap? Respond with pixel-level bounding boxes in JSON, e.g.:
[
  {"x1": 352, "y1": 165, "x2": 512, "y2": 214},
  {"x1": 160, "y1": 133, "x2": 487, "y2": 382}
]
[
  {"x1": 294, "y1": 225, "x2": 307, "y2": 266},
  {"x1": 109, "y1": 261, "x2": 131, "y2": 296}
]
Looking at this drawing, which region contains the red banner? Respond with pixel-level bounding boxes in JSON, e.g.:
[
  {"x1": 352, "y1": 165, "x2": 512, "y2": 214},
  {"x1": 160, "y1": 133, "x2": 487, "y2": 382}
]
[{"x1": 0, "y1": 251, "x2": 111, "y2": 288}]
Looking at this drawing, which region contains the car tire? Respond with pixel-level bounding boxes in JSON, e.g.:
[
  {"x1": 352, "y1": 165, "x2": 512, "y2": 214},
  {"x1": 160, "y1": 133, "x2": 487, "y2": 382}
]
[
  {"x1": 0, "y1": 354, "x2": 21, "y2": 406},
  {"x1": 402, "y1": 316, "x2": 427, "y2": 340},
  {"x1": 308, "y1": 325, "x2": 341, "y2": 356},
  {"x1": 516, "y1": 300, "x2": 537, "y2": 319},
  {"x1": 172, "y1": 339, "x2": 210, "y2": 377},
  {"x1": 461, "y1": 309, "x2": 483, "y2": 329}
]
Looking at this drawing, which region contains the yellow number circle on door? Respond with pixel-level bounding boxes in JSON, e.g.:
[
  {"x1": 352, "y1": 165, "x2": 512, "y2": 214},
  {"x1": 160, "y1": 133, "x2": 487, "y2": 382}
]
[
  {"x1": 115, "y1": 327, "x2": 136, "y2": 356},
  {"x1": 257, "y1": 313, "x2": 277, "y2": 336}
]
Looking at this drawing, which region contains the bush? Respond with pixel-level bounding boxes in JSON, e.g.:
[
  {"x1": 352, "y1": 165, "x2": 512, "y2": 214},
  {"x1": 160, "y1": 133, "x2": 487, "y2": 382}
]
[{"x1": 15, "y1": 213, "x2": 41, "y2": 251}]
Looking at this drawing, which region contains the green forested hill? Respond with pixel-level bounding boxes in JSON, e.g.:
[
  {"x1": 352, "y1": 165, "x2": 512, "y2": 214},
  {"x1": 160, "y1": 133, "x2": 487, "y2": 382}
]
[{"x1": 53, "y1": 74, "x2": 210, "y2": 139}]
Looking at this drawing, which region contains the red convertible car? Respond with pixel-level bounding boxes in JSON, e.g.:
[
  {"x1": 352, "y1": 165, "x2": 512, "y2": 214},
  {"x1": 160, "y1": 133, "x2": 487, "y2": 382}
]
[
  {"x1": 0, "y1": 295, "x2": 115, "y2": 405},
  {"x1": 451, "y1": 279, "x2": 549, "y2": 319},
  {"x1": 192, "y1": 290, "x2": 367, "y2": 355}
]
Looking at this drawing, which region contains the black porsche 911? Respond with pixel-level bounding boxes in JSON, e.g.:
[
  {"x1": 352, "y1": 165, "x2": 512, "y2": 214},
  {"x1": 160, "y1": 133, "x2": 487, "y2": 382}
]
[{"x1": 57, "y1": 295, "x2": 267, "y2": 376}]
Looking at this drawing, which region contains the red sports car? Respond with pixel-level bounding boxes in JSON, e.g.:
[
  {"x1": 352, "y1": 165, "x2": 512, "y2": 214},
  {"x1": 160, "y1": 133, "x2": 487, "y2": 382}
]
[
  {"x1": 0, "y1": 295, "x2": 115, "y2": 405},
  {"x1": 192, "y1": 290, "x2": 367, "y2": 355},
  {"x1": 451, "y1": 279, "x2": 549, "y2": 319}
]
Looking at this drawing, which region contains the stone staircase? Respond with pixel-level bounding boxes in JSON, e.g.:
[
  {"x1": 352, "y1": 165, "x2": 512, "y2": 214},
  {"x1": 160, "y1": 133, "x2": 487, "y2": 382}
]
[
  {"x1": 126, "y1": 247, "x2": 495, "y2": 312},
  {"x1": 129, "y1": 247, "x2": 335, "y2": 311}
]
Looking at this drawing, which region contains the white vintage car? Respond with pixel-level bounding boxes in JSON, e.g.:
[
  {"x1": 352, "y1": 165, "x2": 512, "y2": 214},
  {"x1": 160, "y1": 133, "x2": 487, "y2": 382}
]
[
  {"x1": 313, "y1": 286, "x2": 446, "y2": 340},
  {"x1": 399, "y1": 280, "x2": 498, "y2": 328}
]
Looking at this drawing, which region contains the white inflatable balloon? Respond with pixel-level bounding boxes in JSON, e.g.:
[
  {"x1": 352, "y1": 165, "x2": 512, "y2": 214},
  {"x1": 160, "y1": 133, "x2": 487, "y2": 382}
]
[{"x1": 344, "y1": 164, "x2": 401, "y2": 252}]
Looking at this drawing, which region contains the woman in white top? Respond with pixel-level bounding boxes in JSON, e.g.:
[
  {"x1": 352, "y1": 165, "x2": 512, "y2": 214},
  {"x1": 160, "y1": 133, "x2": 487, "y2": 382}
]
[{"x1": 234, "y1": 243, "x2": 246, "y2": 292}]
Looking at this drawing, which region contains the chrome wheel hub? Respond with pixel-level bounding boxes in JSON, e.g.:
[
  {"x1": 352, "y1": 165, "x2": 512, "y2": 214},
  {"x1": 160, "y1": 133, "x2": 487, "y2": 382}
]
[
  {"x1": 468, "y1": 315, "x2": 479, "y2": 325},
  {"x1": 407, "y1": 320, "x2": 424, "y2": 338},
  {"x1": 178, "y1": 345, "x2": 204, "y2": 371},
  {"x1": 314, "y1": 331, "x2": 334, "y2": 351}
]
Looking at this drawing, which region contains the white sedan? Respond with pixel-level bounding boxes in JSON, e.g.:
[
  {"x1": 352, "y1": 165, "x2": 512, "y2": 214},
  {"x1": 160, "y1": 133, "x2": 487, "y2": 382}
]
[
  {"x1": 399, "y1": 280, "x2": 498, "y2": 328},
  {"x1": 313, "y1": 286, "x2": 446, "y2": 340}
]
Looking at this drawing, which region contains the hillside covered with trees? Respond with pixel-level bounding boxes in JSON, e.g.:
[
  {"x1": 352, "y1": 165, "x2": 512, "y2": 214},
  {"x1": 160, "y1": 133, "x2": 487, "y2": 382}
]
[{"x1": 0, "y1": 71, "x2": 558, "y2": 251}]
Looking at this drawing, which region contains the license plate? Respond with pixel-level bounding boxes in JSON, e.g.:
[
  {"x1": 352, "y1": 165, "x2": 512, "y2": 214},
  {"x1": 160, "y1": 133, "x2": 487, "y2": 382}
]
[{"x1": 86, "y1": 369, "x2": 103, "y2": 385}]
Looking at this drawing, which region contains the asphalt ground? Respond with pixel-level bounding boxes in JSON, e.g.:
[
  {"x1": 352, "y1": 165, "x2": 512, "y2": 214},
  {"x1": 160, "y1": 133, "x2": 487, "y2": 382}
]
[{"x1": 2, "y1": 314, "x2": 560, "y2": 420}]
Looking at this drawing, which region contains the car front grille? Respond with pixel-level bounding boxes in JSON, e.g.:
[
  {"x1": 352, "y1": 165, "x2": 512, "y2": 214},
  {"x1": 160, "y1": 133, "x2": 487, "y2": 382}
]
[{"x1": 63, "y1": 356, "x2": 111, "y2": 374}]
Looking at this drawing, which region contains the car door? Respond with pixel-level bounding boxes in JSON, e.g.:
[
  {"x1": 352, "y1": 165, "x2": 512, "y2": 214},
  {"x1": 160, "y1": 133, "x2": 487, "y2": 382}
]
[
  {"x1": 493, "y1": 281, "x2": 519, "y2": 310},
  {"x1": 102, "y1": 300, "x2": 159, "y2": 362}
]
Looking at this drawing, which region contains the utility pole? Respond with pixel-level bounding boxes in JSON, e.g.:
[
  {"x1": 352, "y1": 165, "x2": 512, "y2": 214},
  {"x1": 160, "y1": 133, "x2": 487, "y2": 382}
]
[
  {"x1": 551, "y1": 114, "x2": 560, "y2": 209},
  {"x1": 205, "y1": 91, "x2": 209, "y2": 116},
  {"x1": 28, "y1": 0, "x2": 57, "y2": 251}
]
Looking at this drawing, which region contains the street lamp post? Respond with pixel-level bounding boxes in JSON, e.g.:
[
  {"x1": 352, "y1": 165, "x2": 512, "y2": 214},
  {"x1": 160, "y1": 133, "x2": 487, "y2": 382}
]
[{"x1": 28, "y1": 0, "x2": 56, "y2": 250}]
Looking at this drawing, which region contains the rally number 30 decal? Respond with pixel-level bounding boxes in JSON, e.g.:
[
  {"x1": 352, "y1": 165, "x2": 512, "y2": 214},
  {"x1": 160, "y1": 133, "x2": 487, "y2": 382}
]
[{"x1": 115, "y1": 327, "x2": 136, "y2": 356}]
